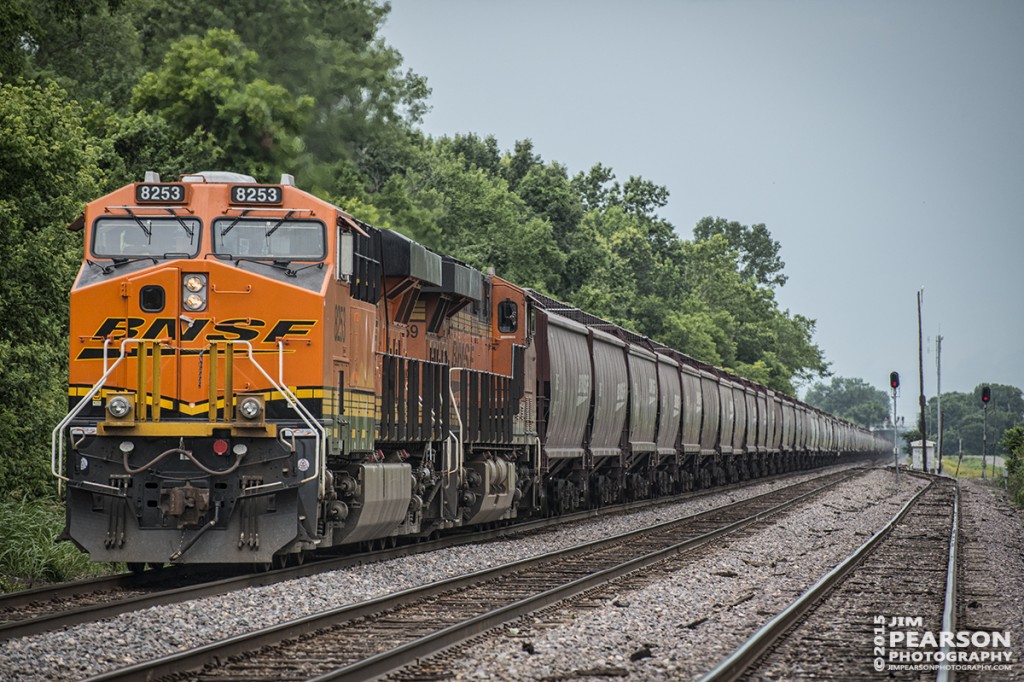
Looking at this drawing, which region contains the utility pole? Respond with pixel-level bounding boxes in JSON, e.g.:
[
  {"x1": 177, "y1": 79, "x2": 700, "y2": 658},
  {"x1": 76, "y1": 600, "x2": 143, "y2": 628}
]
[
  {"x1": 917, "y1": 289, "x2": 928, "y2": 473},
  {"x1": 936, "y1": 334, "x2": 943, "y2": 475}
]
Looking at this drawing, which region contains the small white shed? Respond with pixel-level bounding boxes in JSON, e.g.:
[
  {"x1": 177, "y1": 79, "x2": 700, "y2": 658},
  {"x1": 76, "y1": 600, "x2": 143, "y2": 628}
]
[{"x1": 911, "y1": 439, "x2": 937, "y2": 473}]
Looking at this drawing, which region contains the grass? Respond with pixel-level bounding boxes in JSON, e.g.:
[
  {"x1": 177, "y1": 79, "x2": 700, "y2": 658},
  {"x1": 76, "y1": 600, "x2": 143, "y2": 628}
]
[
  {"x1": 940, "y1": 456, "x2": 1005, "y2": 480},
  {"x1": 0, "y1": 497, "x2": 111, "y2": 593}
]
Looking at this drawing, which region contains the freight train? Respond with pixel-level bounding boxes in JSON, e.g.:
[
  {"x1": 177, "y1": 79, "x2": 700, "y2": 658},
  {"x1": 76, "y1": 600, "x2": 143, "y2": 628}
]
[{"x1": 53, "y1": 171, "x2": 888, "y2": 569}]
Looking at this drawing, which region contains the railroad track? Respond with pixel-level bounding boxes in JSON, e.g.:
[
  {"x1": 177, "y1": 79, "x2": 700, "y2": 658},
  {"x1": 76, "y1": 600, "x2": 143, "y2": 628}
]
[
  {"x1": 1, "y1": 570, "x2": 170, "y2": 640},
  {"x1": 0, "y1": 564, "x2": 327, "y2": 642},
  {"x1": 1, "y1": 464, "x2": 862, "y2": 643},
  {"x1": 80, "y1": 467, "x2": 865, "y2": 682},
  {"x1": 700, "y1": 473, "x2": 959, "y2": 681}
]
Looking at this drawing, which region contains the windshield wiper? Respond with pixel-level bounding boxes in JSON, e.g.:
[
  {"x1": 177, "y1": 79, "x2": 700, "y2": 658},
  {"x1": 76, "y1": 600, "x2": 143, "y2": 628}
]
[
  {"x1": 218, "y1": 210, "x2": 251, "y2": 238},
  {"x1": 288, "y1": 262, "x2": 326, "y2": 276},
  {"x1": 100, "y1": 256, "x2": 158, "y2": 274},
  {"x1": 163, "y1": 208, "x2": 195, "y2": 241},
  {"x1": 264, "y1": 210, "x2": 296, "y2": 240},
  {"x1": 234, "y1": 257, "x2": 293, "y2": 275},
  {"x1": 233, "y1": 257, "x2": 325, "y2": 279},
  {"x1": 123, "y1": 208, "x2": 152, "y2": 239}
]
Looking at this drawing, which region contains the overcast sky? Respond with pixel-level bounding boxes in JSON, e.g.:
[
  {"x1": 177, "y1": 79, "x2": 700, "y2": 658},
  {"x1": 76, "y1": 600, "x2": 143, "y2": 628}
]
[{"x1": 381, "y1": 0, "x2": 1024, "y2": 401}]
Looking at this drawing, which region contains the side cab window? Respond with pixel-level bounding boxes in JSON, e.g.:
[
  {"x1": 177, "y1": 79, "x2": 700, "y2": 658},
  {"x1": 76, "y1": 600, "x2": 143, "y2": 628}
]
[{"x1": 497, "y1": 299, "x2": 518, "y2": 333}]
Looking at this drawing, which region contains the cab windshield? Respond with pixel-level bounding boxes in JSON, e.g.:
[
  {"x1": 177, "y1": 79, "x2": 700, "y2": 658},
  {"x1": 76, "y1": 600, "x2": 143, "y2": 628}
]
[
  {"x1": 212, "y1": 217, "x2": 326, "y2": 261},
  {"x1": 92, "y1": 217, "x2": 201, "y2": 258}
]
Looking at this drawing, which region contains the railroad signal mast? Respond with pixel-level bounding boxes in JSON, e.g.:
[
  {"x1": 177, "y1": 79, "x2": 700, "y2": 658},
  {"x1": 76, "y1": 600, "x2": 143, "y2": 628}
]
[
  {"x1": 981, "y1": 385, "x2": 991, "y2": 479},
  {"x1": 890, "y1": 371, "x2": 900, "y2": 477}
]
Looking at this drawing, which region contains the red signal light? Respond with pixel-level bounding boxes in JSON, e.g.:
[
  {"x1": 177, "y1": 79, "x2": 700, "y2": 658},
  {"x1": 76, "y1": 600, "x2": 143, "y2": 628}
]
[
  {"x1": 982, "y1": 386, "x2": 991, "y2": 403},
  {"x1": 889, "y1": 371, "x2": 900, "y2": 389}
]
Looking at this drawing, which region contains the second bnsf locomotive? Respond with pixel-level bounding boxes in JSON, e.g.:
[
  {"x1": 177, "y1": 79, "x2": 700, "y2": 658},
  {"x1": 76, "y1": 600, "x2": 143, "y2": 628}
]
[{"x1": 53, "y1": 171, "x2": 888, "y2": 568}]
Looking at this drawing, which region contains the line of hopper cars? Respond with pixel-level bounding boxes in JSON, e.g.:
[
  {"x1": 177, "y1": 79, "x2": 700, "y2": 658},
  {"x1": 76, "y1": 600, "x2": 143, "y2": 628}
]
[{"x1": 53, "y1": 171, "x2": 887, "y2": 568}]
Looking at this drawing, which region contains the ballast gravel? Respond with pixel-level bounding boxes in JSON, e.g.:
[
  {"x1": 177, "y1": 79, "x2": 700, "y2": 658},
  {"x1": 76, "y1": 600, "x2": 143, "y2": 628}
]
[
  {"x1": 957, "y1": 479, "x2": 1024, "y2": 681},
  {"x1": 0, "y1": 465, "x2": 903, "y2": 681}
]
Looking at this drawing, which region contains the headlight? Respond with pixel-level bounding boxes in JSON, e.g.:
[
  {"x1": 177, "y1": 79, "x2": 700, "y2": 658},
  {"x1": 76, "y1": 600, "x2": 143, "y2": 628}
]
[
  {"x1": 239, "y1": 397, "x2": 262, "y2": 419},
  {"x1": 182, "y1": 274, "x2": 207, "y2": 311},
  {"x1": 107, "y1": 396, "x2": 131, "y2": 418}
]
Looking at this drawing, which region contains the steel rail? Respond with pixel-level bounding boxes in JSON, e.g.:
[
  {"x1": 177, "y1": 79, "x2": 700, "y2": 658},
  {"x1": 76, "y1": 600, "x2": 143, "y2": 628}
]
[
  {"x1": 0, "y1": 573, "x2": 138, "y2": 612},
  {"x1": 936, "y1": 479, "x2": 961, "y2": 682},
  {"x1": 82, "y1": 468, "x2": 864, "y2": 682},
  {"x1": 698, "y1": 475, "x2": 956, "y2": 682}
]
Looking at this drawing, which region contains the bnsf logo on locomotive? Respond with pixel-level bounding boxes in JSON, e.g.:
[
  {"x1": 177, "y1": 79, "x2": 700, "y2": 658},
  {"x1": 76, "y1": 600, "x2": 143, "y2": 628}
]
[{"x1": 79, "y1": 317, "x2": 317, "y2": 357}]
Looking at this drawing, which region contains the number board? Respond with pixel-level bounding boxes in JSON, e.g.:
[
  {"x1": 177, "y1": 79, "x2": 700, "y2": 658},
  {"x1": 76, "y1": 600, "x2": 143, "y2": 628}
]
[
  {"x1": 135, "y1": 183, "x2": 186, "y2": 204},
  {"x1": 230, "y1": 185, "x2": 283, "y2": 205}
]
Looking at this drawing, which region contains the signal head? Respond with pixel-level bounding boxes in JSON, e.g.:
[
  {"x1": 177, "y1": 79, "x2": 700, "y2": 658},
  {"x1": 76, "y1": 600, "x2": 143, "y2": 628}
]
[
  {"x1": 889, "y1": 371, "x2": 900, "y2": 389},
  {"x1": 982, "y1": 386, "x2": 991, "y2": 403}
]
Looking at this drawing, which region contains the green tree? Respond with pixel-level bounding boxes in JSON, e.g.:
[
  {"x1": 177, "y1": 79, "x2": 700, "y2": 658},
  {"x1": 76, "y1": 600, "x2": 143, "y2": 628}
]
[
  {"x1": 132, "y1": 29, "x2": 313, "y2": 177},
  {"x1": 901, "y1": 428, "x2": 923, "y2": 457},
  {"x1": 446, "y1": 133, "x2": 502, "y2": 175},
  {"x1": 0, "y1": 0, "x2": 35, "y2": 79},
  {"x1": 571, "y1": 163, "x2": 617, "y2": 212},
  {"x1": 693, "y1": 216, "x2": 788, "y2": 288},
  {"x1": 92, "y1": 109, "x2": 223, "y2": 186},
  {"x1": 134, "y1": 0, "x2": 428, "y2": 190},
  {"x1": 7, "y1": 0, "x2": 427, "y2": 194},
  {"x1": 665, "y1": 234, "x2": 826, "y2": 393},
  {"x1": 0, "y1": 79, "x2": 105, "y2": 498},
  {"x1": 379, "y1": 139, "x2": 565, "y2": 293},
  {"x1": 14, "y1": 0, "x2": 143, "y2": 105},
  {"x1": 928, "y1": 384, "x2": 1024, "y2": 458},
  {"x1": 1001, "y1": 426, "x2": 1024, "y2": 504},
  {"x1": 805, "y1": 377, "x2": 891, "y2": 427}
]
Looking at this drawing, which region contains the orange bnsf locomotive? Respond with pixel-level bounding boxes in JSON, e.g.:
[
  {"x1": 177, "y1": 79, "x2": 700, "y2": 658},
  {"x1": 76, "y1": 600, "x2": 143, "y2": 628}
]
[{"x1": 54, "y1": 171, "x2": 887, "y2": 568}]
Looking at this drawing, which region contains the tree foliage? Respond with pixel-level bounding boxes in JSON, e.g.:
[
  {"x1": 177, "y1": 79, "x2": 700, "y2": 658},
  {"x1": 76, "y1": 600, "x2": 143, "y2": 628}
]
[
  {"x1": 0, "y1": 79, "x2": 104, "y2": 497},
  {"x1": 928, "y1": 384, "x2": 1024, "y2": 459},
  {"x1": 694, "y1": 216, "x2": 787, "y2": 288},
  {"x1": 132, "y1": 28, "x2": 314, "y2": 176},
  {"x1": 805, "y1": 377, "x2": 891, "y2": 428},
  {"x1": 1001, "y1": 426, "x2": 1024, "y2": 505}
]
